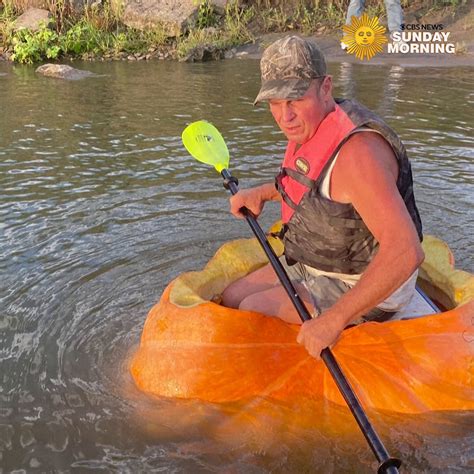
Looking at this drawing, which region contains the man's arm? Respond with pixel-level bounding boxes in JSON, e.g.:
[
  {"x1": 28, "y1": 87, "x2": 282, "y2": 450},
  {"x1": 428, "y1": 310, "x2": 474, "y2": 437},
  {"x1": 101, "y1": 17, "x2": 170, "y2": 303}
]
[
  {"x1": 297, "y1": 132, "x2": 424, "y2": 358},
  {"x1": 229, "y1": 183, "x2": 282, "y2": 219}
]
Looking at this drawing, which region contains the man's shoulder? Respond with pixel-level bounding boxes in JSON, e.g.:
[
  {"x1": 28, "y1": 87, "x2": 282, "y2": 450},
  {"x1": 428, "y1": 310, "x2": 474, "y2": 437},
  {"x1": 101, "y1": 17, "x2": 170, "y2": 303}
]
[
  {"x1": 335, "y1": 97, "x2": 375, "y2": 116},
  {"x1": 336, "y1": 98, "x2": 393, "y2": 133},
  {"x1": 343, "y1": 130, "x2": 395, "y2": 156},
  {"x1": 331, "y1": 132, "x2": 399, "y2": 203},
  {"x1": 335, "y1": 131, "x2": 399, "y2": 192}
]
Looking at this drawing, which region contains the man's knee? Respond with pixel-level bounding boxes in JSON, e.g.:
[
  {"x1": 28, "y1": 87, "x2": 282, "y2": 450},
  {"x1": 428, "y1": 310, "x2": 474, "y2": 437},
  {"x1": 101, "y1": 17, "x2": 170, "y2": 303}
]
[
  {"x1": 239, "y1": 290, "x2": 285, "y2": 318},
  {"x1": 238, "y1": 293, "x2": 262, "y2": 313},
  {"x1": 239, "y1": 291, "x2": 304, "y2": 324},
  {"x1": 222, "y1": 264, "x2": 277, "y2": 309},
  {"x1": 222, "y1": 283, "x2": 244, "y2": 309}
]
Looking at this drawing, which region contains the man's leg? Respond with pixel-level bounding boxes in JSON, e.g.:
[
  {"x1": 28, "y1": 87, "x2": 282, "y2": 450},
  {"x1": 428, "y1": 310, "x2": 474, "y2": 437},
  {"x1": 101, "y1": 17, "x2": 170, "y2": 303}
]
[
  {"x1": 222, "y1": 263, "x2": 280, "y2": 309},
  {"x1": 239, "y1": 283, "x2": 315, "y2": 325},
  {"x1": 223, "y1": 259, "x2": 313, "y2": 323},
  {"x1": 384, "y1": 0, "x2": 403, "y2": 33},
  {"x1": 345, "y1": 0, "x2": 365, "y2": 24}
]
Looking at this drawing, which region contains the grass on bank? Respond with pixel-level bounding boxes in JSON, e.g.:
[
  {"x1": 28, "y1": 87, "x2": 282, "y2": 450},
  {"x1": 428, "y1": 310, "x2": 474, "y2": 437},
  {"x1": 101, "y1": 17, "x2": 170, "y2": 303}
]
[{"x1": 0, "y1": 0, "x2": 469, "y2": 64}]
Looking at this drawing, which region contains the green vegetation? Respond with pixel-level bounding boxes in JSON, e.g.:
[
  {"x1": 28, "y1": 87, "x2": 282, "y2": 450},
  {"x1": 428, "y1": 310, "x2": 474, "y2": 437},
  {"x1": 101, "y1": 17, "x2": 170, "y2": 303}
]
[
  {"x1": 176, "y1": 0, "x2": 255, "y2": 58},
  {"x1": 0, "y1": 0, "x2": 249, "y2": 62},
  {"x1": 0, "y1": 0, "x2": 467, "y2": 64},
  {"x1": 10, "y1": 22, "x2": 60, "y2": 63},
  {"x1": 194, "y1": 0, "x2": 219, "y2": 30},
  {"x1": 0, "y1": 0, "x2": 172, "y2": 63}
]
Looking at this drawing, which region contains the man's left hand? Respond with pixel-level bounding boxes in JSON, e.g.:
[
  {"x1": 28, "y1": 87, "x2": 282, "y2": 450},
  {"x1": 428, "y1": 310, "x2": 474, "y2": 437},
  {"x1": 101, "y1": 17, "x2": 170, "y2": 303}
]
[{"x1": 296, "y1": 313, "x2": 345, "y2": 359}]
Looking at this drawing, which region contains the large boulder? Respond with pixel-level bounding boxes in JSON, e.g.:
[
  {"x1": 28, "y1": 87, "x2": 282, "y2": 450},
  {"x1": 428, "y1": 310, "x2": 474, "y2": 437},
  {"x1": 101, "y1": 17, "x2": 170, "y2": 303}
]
[
  {"x1": 14, "y1": 8, "x2": 52, "y2": 31},
  {"x1": 122, "y1": 0, "x2": 235, "y2": 37},
  {"x1": 122, "y1": 0, "x2": 196, "y2": 36}
]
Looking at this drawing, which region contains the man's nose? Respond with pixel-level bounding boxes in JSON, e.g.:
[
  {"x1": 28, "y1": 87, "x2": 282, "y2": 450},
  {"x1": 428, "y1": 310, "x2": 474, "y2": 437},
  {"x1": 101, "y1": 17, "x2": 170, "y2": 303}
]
[{"x1": 281, "y1": 103, "x2": 295, "y2": 122}]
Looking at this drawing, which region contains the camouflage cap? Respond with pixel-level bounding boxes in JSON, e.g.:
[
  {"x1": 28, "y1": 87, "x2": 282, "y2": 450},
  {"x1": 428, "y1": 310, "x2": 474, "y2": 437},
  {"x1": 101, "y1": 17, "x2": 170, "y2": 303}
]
[{"x1": 254, "y1": 36, "x2": 327, "y2": 105}]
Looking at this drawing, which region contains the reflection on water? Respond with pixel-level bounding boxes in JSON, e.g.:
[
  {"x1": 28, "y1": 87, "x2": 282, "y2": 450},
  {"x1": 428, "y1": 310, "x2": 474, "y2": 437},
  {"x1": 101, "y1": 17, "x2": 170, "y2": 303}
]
[{"x1": 0, "y1": 59, "x2": 473, "y2": 472}]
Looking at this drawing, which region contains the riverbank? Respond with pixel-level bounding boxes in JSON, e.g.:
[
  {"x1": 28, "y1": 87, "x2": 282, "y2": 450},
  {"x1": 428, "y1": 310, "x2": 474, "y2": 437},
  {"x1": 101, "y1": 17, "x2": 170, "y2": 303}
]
[{"x1": 0, "y1": 0, "x2": 473, "y2": 66}]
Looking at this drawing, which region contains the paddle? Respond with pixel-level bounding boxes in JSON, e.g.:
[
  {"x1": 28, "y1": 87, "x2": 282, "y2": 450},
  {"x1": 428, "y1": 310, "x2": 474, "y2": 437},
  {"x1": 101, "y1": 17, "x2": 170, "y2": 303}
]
[{"x1": 182, "y1": 120, "x2": 401, "y2": 474}]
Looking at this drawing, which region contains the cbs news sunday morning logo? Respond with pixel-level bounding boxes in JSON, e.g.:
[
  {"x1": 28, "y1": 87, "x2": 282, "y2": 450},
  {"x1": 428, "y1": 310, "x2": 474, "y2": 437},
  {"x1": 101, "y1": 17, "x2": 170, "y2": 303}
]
[{"x1": 342, "y1": 14, "x2": 455, "y2": 61}]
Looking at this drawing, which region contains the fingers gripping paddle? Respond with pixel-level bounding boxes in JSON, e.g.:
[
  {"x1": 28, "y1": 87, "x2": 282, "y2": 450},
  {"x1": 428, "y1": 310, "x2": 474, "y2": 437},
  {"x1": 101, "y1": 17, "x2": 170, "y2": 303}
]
[{"x1": 182, "y1": 120, "x2": 401, "y2": 474}]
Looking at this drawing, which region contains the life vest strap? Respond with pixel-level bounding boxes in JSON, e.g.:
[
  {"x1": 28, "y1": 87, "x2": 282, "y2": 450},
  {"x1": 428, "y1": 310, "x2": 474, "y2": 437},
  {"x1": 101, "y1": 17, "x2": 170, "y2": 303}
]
[
  {"x1": 275, "y1": 168, "x2": 299, "y2": 210},
  {"x1": 283, "y1": 167, "x2": 316, "y2": 189}
]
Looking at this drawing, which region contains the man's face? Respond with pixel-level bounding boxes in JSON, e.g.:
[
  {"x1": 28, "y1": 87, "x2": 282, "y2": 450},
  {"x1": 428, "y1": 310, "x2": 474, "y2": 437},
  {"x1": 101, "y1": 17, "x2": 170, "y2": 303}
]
[{"x1": 268, "y1": 79, "x2": 330, "y2": 144}]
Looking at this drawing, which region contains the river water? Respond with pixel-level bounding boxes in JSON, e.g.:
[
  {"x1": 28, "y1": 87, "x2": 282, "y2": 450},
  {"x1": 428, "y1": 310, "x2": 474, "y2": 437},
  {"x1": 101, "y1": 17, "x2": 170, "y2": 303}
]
[{"x1": 1, "y1": 59, "x2": 473, "y2": 472}]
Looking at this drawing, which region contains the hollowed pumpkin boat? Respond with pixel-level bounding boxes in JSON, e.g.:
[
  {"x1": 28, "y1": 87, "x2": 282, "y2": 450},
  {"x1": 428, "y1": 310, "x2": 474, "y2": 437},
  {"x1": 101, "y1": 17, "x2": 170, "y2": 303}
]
[{"x1": 130, "y1": 232, "x2": 474, "y2": 414}]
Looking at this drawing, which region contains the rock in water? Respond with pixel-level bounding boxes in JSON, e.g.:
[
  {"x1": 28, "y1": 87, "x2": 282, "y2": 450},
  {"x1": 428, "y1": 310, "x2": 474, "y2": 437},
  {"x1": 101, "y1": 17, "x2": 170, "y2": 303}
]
[{"x1": 35, "y1": 64, "x2": 96, "y2": 80}]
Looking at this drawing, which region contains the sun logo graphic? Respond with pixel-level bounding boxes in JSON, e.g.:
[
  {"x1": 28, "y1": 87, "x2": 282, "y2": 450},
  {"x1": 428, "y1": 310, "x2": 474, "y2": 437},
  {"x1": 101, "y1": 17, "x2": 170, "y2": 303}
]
[{"x1": 342, "y1": 13, "x2": 388, "y2": 61}]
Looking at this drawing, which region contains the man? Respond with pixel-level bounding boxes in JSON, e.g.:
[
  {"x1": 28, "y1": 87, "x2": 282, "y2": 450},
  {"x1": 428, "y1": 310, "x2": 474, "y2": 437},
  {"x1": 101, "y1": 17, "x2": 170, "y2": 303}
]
[{"x1": 222, "y1": 36, "x2": 424, "y2": 359}]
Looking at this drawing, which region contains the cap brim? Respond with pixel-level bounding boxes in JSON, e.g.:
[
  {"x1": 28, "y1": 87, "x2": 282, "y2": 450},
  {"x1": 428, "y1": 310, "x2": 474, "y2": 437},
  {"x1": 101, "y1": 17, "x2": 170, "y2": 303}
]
[{"x1": 253, "y1": 78, "x2": 313, "y2": 105}]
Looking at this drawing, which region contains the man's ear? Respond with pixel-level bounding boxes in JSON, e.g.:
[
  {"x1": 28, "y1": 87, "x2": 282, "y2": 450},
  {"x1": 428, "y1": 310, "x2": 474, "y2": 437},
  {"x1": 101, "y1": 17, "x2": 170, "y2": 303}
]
[{"x1": 321, "y1": 75, "x2": 333, "y2": 98}]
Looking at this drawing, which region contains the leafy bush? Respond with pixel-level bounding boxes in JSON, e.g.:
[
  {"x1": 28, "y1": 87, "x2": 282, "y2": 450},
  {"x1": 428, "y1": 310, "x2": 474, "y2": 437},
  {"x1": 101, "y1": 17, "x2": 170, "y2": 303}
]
[
  {"x1": 11, "y1": 23, "x2": 61, "y2": 63},
  {"x1": 61, "y1": 20, "x2": 108, "y2": 56}
]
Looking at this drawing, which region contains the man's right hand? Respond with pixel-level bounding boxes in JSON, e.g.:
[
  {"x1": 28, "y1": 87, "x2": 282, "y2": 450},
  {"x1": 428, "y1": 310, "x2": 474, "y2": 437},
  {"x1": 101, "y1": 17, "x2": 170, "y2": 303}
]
[{"x1": 229, "y1": 183, "x2": 280, "y2": 219}]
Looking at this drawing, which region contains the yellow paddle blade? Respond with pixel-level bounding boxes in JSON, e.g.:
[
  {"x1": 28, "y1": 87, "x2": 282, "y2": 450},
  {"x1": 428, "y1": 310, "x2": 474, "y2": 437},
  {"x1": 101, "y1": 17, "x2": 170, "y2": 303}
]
[{"x1": 182, "y1": 120, "x2": 229, "y2": 173}]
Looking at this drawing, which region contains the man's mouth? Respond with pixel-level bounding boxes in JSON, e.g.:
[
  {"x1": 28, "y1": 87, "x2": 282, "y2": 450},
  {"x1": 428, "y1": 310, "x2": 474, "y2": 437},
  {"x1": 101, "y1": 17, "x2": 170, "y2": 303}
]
[{"x1": 284, "y1": 125, "x2": 300, "y2": 133}]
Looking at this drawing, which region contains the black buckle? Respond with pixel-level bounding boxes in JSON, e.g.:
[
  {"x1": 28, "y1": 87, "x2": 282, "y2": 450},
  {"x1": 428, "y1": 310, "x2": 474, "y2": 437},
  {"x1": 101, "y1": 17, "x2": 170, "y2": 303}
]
[{"x1": 223, "y1": 176, "x2": 239, "y2": 190}]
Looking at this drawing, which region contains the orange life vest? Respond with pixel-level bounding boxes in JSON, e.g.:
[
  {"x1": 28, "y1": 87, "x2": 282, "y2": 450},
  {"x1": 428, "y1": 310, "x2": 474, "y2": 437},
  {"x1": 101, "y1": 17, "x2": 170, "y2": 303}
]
[{"x1": 279, "y1": 103, "x2": 356, "y2": 223}]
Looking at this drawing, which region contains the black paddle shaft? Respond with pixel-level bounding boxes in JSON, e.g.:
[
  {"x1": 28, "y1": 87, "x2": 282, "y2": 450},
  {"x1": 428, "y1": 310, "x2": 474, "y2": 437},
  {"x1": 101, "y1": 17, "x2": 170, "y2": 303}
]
[{"x1": 222, "y1": 169, "x2": 401, "y2": 474}]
